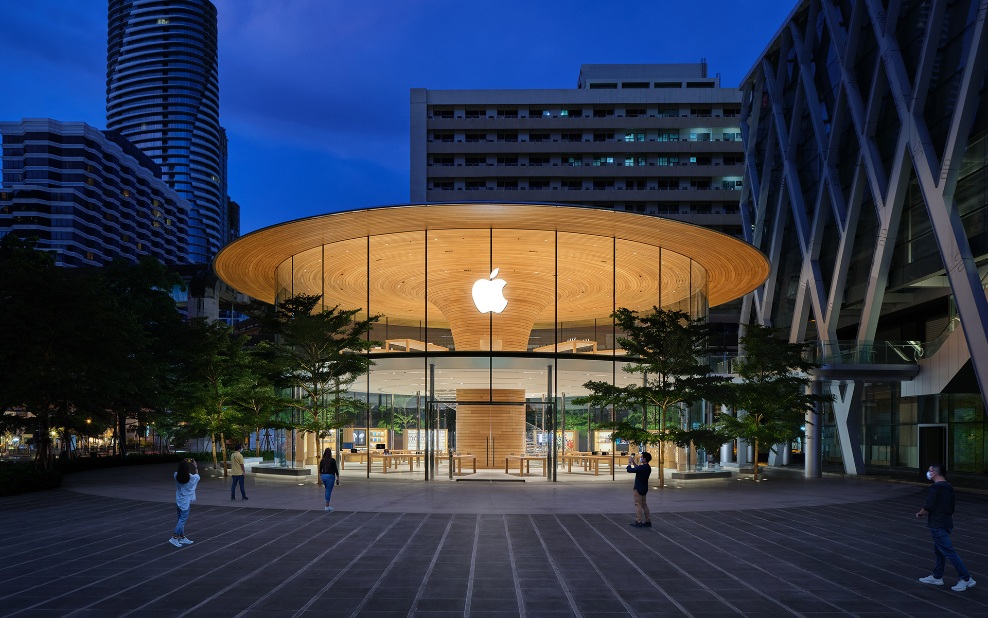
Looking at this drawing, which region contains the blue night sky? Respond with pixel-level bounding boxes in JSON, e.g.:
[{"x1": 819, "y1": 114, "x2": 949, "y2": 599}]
[{"x1": 0, "y1": 1, "x2": 796, "y2": 236}]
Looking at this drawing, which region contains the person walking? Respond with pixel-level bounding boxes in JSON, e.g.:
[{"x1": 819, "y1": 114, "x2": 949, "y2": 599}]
[
  {"x1": 170, "y1": 458, "x2": 200, "y2": 547},
  {"x1": 626, "y1": 451, "x2": 652, "y2": 528},
  {"x1": 318, "y1": 448, "x2": 340, "y2": 512},
  {"x1": 230, "y1": 444, "x2": 248, "y2": 501},
  {"x1": 916, "y1": 464, "x2": 976, "y2": 591}
]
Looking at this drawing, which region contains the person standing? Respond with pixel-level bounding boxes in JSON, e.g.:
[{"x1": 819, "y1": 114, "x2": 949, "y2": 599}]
[
  {"x1": 916, "y1": 464, "x2": 976, "y2": 591},
  {"x1": 626, "y1": 451, "x2": 652, "y2": 528},
  {"x1": 318, "y1": 448, "x2": 340, "y2": 512},
  {"x1": 170, "y1": 458, "x2": 200, "y2": 547},
  {"x1": 230, "y1": 444, "x2": 248, "y2": 501}
]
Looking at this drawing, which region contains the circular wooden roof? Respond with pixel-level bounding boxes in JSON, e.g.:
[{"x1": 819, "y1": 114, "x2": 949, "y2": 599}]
[{"x1": 214, "y1": 203, "x2": 768, "y2": 314}]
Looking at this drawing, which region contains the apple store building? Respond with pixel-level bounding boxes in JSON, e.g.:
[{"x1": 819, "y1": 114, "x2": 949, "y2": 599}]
[{"x1": 213, "y1": 203, "x2": 768, "y2": 480}]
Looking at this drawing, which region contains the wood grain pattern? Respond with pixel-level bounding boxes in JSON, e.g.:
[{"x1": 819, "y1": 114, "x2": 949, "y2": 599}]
[
  {"x1": 455, "y1": 388, "x2": 526, "y2": 468},
  {"x1": 215, "y1": 204, "x2": 769, "y2": 351}
]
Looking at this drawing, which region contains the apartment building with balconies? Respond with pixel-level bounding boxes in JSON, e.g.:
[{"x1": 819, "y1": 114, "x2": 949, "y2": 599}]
[
  {"x1": 411, "y1": 64, "x2": 744, "y2": 236},
  {"x1": 0, "y1": 119, "x2": 190, "y2": 267}
]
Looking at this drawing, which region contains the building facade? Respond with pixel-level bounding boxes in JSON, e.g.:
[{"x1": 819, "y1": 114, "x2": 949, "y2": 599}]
[
  {"x1": 0, "y1": 119, "x2": 190, "y2": 267},
  {"x1": 411, "y1": 64, "x2": 745, "y2": 236},
  {"x1": 106, "y1": 0, "x2": 234, "y2": 263},
  {"x1": 411, "y1": 64, "x2": 751, "y2": 350},
  {"x1": 740, "y1": 0, "x2": 987, "y2": 479},
  {"x1": 214, "y1": 203, "x2": 768, "y2": 476}
]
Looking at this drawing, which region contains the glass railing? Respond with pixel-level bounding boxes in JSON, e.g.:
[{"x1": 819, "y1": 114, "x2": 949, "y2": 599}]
[
  {"x1": 810, "y1": 341, "x2": 928, "y2": 364},
  {"x1": 706, "y1": 339, "x2": 926, "y2": 373}
]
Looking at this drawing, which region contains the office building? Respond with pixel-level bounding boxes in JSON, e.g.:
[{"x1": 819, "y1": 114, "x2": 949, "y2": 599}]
[
  {"x1": 411, "y1": 64, "x2": 744, "y2": 236},
  {"x1": 0, "y1": 119, "x2": 190, "y2": 267},
  {"x1": 106, "y1": 0, "x2": 234, "y2": 263},
  {"x1": 740, "y1": 0, "x2": 987, "y2": 479}
]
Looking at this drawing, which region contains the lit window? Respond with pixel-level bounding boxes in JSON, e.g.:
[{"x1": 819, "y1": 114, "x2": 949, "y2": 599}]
[{"x1": 157, "y1": 18, "x2": 169, "y2": 24}]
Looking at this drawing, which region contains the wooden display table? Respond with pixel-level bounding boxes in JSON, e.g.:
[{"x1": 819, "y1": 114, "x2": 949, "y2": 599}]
[
  {"x1": 339, "y1": 451, "x2": 367, "y2": 469},
  {"x1": 533, "y1": 339, "x2": 597, "y2": 353},
  {"x1": 504, "y1": 455, "x2": 547, "y2": 477},
  {"x1": 562, "y1": 453, "x2": 621, "y2": 476},
  {"x1": 369, "y1": 451, "x2": 423, "y2": 473},
  {"x1": 438, "y1": 453, "x2": 477, "y2": 475},
  {"x1": 382, "y1": 338, "x2": 448, "y2": 352}
]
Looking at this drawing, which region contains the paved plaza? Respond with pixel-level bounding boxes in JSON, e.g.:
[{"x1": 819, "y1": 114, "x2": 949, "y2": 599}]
[{"x1": 1, "y1": 465, "x2": 986, "y2": 617}]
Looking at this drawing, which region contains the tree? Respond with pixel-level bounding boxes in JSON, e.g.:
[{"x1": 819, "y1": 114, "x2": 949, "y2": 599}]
[
  {"x1": 716, "y1": 324, "x2": 833, "y2": 481},
  {"x1": 171, "y1": 318, "x2": 255, "y2": 474},
  {"x1": 252, "y1": 294, "x2": 379, "y2": 464},
  {"x1": 0, "y1": 237, "x2": 150, "y2": 466},
  {"x1": 575, "y1": 307, "x2": 729, "y2": 488},
  {"x1": 230, "y1": 342, "x2": 292, "y2": 456},
  {"x1": 376, "y1": 396, "x2": 419, "y2": 436},
  {"x1": 668, "y1": 426, "x2": 731, "y2": 469},
  {"x1": 98, "y1": 256, "x2": 185, "y2": 460}
]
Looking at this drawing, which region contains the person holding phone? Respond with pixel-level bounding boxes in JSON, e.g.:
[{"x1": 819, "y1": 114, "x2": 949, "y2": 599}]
[
  {"x1": 170, "y1": 458, "x2": 200, "y2": 547},
  {"x1": 626, "y1": 451, "x2": 652, "y2": 528}
]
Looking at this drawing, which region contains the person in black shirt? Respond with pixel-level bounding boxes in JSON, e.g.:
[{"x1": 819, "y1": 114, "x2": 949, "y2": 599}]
[
  {"x1": 318, "y1": 448, "x2": 341, "y2": 513},
  {"x1": 916, "y1": 464, "x2": 975, "y2": 591},
  {"x1": 626, "y1": 451, "x2": 652, "y2": 528}
]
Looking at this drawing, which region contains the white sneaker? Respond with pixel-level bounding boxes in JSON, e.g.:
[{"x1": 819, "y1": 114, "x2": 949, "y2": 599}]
[
  {"x1": 952, "y1": 578, "x2": 976, "y2": 591},
  {"x1": 918, "y1": 575, "x2": 943, "y2": 585},
  {"x1": 168, "y1": 537, "x2": 182, "y2": 548},
  {"x1": 179, "y1": 536, "x2": 193, "y2": 545},
  {"x1": 324, "y1": 506, "x2": 334, "y2": 512}
]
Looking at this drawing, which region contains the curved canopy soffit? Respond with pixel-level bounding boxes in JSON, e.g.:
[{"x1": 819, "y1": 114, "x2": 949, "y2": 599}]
[{"x1": 213, "y1": 203, "x2": 769, "y2": 312}]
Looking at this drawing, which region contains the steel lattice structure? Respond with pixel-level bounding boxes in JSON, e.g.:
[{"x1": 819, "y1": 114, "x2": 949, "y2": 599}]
[{"x1": 740, "y1": 0, "x2": 987, "y2": 474}]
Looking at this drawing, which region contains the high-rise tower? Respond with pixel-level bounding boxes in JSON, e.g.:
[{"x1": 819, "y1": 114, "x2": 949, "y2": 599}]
[{"x1": 106, "y1": 0, "x2": 230, "y2": 263}]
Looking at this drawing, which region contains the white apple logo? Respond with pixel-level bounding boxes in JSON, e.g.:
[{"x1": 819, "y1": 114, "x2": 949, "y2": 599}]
[{"x1": 472, "y1": 268, "x2": 508, "y2": 313}]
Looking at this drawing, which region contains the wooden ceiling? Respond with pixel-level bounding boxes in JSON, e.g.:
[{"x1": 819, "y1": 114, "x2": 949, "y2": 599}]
[{"x1": 214, "y1": 204, "x2": 769, "y2": 342}]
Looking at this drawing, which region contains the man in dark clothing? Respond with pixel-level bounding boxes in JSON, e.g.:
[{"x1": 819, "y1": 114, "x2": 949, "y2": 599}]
[
  {"x1": 626, "y1": 451, "x2": 652, "y2": 528},
  {"x1": 916, "y1": 464, "x2": 975, "y2": 591}
]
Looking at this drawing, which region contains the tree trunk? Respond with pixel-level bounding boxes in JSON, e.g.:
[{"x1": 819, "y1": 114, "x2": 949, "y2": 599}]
[
  {"x1": 657, "y1": 408, "x2": 665, "y2": 489},
  {"x1": 220, "y1": 432, "x2": 228, "y2": 478},
  {"x1": 753, "y1": 437, "x2": 760, "y2": 481},
  {"x1": 210, "y1": 434, "x2": 219, "y2": 470},
  {"x1": 117, "y1": 410, "x2": 128, "y2": 461}
]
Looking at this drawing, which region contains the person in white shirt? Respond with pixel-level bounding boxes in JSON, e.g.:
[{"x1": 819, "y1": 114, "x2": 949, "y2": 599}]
[{"x1": 170, "y1": 458, "x2": 200, "y2": 547}]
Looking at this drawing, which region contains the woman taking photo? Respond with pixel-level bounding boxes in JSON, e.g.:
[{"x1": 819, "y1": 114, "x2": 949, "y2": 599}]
[
  {"x1": 170, "y1": 458, "x2": 200, "y2": 547},
  {"x1": 318, "y1": 448, "x2": 340, "y2": 512}
]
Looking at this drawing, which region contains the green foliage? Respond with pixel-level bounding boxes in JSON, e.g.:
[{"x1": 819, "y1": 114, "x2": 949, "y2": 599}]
[
  {"x1": 0, "y1": 238, "x2": 184, "y2": 467},
  {"x1": 169, "y1": 318, "x2": 256, "y2": 469},
  {"x1": 575, "y1": 307, "x2": 729, "y2": 487},
  {"x1": 715, "y1": 324, "x2": 833, "y2": 479},
  {"x1": 668, "y1": 426, "x2": 731, "y2": 455},
  {"x1": 250, "y1": 294, "x2": 379, "y2": 448},
  {"x1": 0, "y1": 462, "x2": 62, "y2": 496}
]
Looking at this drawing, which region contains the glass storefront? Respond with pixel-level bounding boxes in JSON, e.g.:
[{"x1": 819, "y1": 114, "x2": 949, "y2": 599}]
[
  {"x1": 270, "y1": 228, "x2": 708, "y2": 478},
  {"x1": 214, "y1": 203, "x2": 768, "y2": 481}
]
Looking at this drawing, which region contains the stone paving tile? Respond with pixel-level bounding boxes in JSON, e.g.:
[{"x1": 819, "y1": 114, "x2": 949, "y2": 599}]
[{"x1": 3, "y1": 474, "x2": 988, "y2": 617}]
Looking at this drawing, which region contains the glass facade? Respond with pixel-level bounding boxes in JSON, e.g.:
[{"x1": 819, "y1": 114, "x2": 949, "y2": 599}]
[
  {"x1": 741, "y1": 0, "x2": 988, "y2": 481},
  {"x1": 107, "y1": 0, "x2": 229, "y2": 263},
  {"x1": 215, "y1": 203, "x2": 767, "y2": 480},
  {"x1": 269, "y1": 227, "x2": 708, "y2": 476}
]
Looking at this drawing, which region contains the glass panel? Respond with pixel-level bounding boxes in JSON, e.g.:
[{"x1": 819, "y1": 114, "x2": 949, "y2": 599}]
[
  {"x1": 428, "y1": 229, "x2": 491, "y2": 352},
  {"x1": 952, "y1": 423, "x2": 983, "y2": 473},
  {"x1": 290, "y1": 245, "x2": 323, "y2": 308},
  {"x1": 321, "y1": 237, "x2": 368, "y2": 319},
  {"x1": 492, "y1": 228, "x2": 555, "y2": 352},
  {"x1": 275, "y1": 256, "x2": 294, "y2": 303},
  {"x1": 368, "y1": 231, "x2": 427, "y2": 352},
  {"x1": 691, "y1": 259, "x2": 708, "y2": 319},
  {"x1": 557, "y1": 232, "x2": 614, "y2": 351}
]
